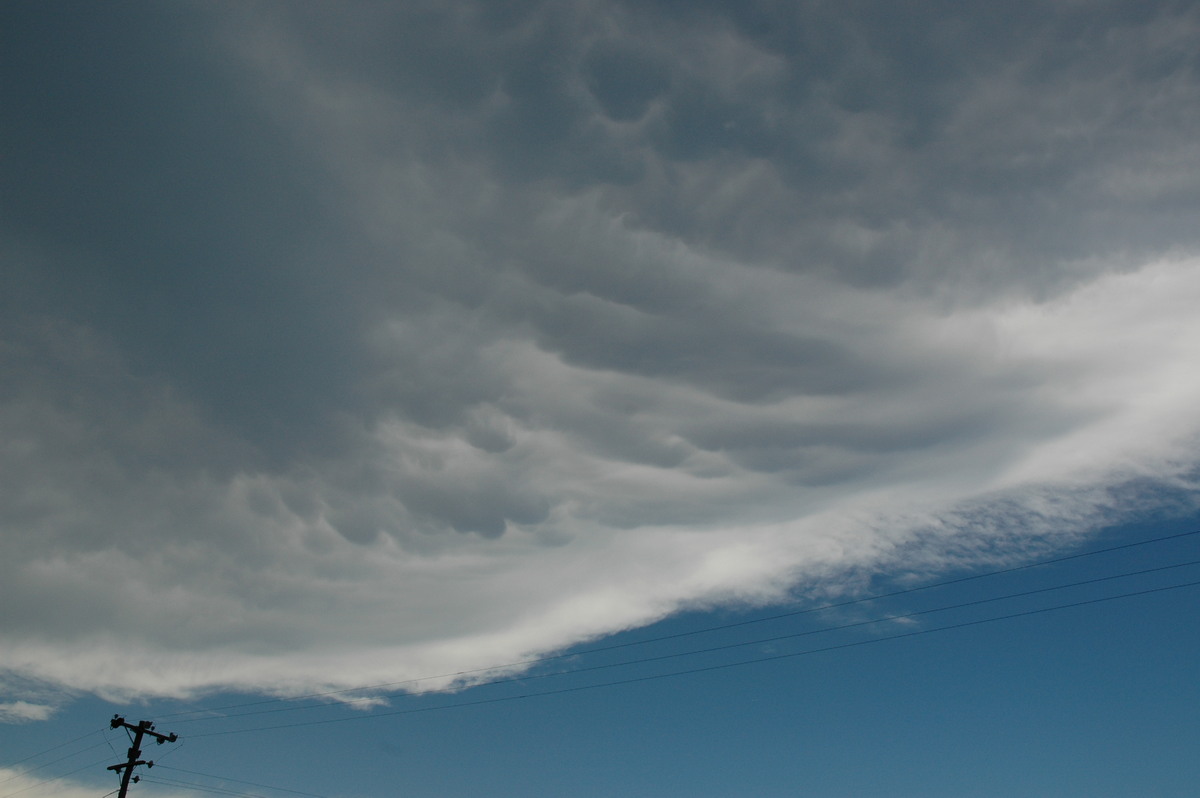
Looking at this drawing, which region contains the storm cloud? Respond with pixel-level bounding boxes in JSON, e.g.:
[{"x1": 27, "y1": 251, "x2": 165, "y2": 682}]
[{"x1": 2, "y1": 0, "x2": 1199, "y2": 705}]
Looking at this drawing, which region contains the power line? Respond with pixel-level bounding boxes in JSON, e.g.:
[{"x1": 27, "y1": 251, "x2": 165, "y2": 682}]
[
  {"x1": 171, "y1": 557, "x2": 1200, "y2": 727},
  {"x1": 182, "y1": 577, "x2": 1200, "y2": 738},
  {"x1": 0, "y1": 728, "x2": 107, "y2": 777},
  {"x1": 0, "y1": 740, "x2": 111, "y2": 786},
  {"x1": 140, "y1": 775, "x2": 267, "y2": 798},
  {"x1": 154, "y1": 766, "x2": 329, "y2": 798},
  {"x1": 0, "y1": 754, "x2": 118, "y2": 798},
  {"x1": 161, "y1": 527, "x2": 1200, "y2": 724}
]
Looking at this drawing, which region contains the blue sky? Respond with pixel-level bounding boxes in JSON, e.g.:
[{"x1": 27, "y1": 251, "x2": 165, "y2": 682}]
[{"x1": 2, "y1": 2, "x2": 1200, "y2": 796}]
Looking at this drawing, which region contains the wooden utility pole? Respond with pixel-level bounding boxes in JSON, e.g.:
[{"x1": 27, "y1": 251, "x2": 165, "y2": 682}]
[{"x1": 107, "y1": 716, "x2": 178, "y2": 798}]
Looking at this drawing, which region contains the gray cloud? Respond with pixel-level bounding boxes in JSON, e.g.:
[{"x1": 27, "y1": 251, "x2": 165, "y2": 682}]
[{"x1": 2, "y1": 0, "x2": 1199, "y2": 700}]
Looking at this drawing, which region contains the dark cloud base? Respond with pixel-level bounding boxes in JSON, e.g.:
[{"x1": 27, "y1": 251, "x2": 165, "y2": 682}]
[{"x1": 2, "y1": 0, "x2": 1199, "y2": 699}]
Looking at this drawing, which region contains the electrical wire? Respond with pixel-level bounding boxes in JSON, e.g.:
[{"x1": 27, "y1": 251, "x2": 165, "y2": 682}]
[
  {"x1": 0, "y1": 727, "x2": 107, "y2": 776},
  {"x1": 101, "y1": 727, "x2": 121, "y2": 760},
  {"x1": 0, "y1": 754, "x2": 118, "y2": 798},
  {"x1": 154, "y1": 766, "x2": 329, "y2": 798},
  {"x1": 181, "y1": 576, "x2": 1200, "y2": 738},
  {"x1": 152, "y1": 734, "x2": 187, "y2": 766},
  {"x1": 26, "y1": 530, "x2": 1196, "y2": 796},
  {"x1": 160, "y1": 527, "x2": 1200, "y2": 724},
  {"x1": 0, "y1": 739, "x2": 111, "y2": 788},
  {"x1": 170, "y1": 556, "x2": 1200, "y2": 727},
  {"x1": 0, "y1": 529, "x2": 1187, "y2": 798},
  {"x1": 140, "y1": 775, "x2": 269, "y2": 798}
]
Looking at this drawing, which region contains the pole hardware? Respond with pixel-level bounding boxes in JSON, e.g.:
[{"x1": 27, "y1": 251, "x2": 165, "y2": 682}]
[{"x1": 107, "y1": 715, "x2": 179, "y2": 798}]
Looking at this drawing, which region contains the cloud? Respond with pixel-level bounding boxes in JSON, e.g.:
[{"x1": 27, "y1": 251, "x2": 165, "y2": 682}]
[
  {"x1": 0, "y1": 768, "x2": 193, "y2": 798},
  {"x1": 0, "y1": 701, "x2": 55, "y2": 724},
  {"x1": 2, "y1": 0, "x2": 1199, "y2": 703}
]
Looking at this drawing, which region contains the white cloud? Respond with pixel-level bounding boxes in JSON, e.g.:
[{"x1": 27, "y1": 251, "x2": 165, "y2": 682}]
[
  {"x1": 0, "y1": 701, "x2": 55, "y2": 724},
  {"x1": 0, "y1": 768, "x2": 192, "y2": 798}
]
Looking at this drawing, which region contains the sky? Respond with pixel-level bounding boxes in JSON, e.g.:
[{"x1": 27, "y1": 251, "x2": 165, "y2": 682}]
[{"x1": 2, "y1": 1, "x2": 1199, "y2": 796}]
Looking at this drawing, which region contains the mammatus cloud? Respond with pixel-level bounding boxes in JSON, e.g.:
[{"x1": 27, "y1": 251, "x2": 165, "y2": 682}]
[{"x1": 2, "y1": 1, "x2": 1199, "y2": 702}]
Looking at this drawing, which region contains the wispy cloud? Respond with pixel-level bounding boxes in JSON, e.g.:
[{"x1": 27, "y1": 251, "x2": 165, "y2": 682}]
[
  {"x1": 0, "y1": 701, "x2": 56, "y2": 724},
  {"x1": 0, "y1": 768, "x2": 192, "y2": 798}
]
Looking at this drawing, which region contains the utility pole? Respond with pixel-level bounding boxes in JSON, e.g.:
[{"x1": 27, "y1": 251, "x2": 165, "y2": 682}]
[{"x1": 107, "y1": 715, "x2": 178, "y2": 798}]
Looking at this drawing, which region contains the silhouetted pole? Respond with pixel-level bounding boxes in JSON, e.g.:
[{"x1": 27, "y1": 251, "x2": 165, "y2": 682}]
[{"x1": 108, "y1": 716, "x2": 178, "y2": 798}]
